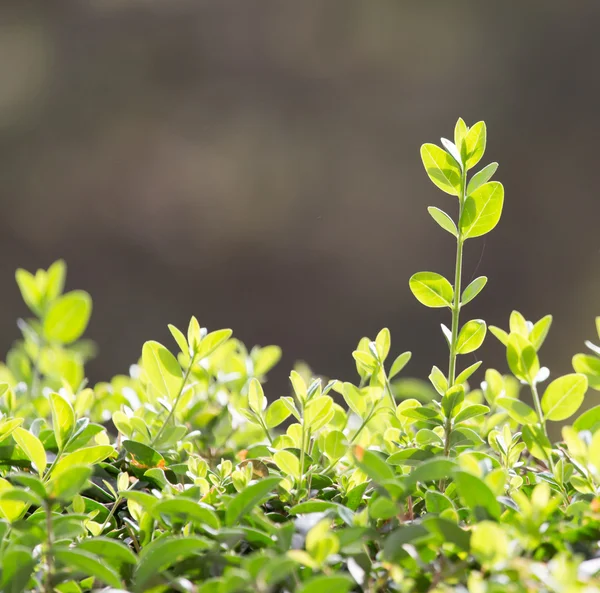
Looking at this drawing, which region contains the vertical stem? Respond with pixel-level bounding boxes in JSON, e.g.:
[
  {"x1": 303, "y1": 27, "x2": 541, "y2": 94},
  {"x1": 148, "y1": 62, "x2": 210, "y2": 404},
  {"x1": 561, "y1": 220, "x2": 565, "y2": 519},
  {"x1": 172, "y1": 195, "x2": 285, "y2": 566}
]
[
  {"x1": 447, "y1": 171, "x2": 467, "y2": 388},
  {"x1": 447, "y1": 238, "x2": 464, "y2": 387},
  {"x1": 44, "y1": 504, "x2": 54, "y2": 593},
  {"x1": 151, "y1": 354, "x2": 196, "y2": 447},
  {"x1": 444, "y1": 168, "x2": 467, "y2": 463},
  {"x1": 530, "y1": 382, "x2": 554, "y2": 470}
]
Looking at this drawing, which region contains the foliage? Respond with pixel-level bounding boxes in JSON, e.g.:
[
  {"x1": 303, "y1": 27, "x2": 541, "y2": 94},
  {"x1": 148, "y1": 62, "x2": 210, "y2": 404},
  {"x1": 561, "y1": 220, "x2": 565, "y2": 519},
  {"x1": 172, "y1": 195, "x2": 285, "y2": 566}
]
[{"x1": 0, "y1": 119, "x2": 599, "y2": 593}]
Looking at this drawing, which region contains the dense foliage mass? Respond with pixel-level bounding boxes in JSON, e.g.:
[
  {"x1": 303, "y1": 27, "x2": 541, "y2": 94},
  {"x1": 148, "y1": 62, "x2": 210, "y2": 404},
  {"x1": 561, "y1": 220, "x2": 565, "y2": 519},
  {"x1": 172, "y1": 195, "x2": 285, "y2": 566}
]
[{"x1": 1, "y1": 119, "x2": 599, "y2": 593}]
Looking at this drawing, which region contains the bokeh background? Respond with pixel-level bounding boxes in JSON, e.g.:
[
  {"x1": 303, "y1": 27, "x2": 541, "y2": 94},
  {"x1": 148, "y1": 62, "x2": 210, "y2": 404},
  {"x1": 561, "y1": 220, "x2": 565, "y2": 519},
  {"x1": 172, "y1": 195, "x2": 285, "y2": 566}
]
[{"x1": 2, "y1": 1, "x2": 600, "y2": 413}]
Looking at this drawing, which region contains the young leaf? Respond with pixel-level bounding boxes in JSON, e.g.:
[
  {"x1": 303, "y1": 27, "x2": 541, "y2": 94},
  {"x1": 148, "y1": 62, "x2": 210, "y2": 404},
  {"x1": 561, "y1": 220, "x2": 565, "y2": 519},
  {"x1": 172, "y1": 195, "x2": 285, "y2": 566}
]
[
  {"x1": 409, "y1": 272, "x2": 453, "y2": 308},
  {"x1": 489, "y1": 326, "x2": 509, "y2": 346},
  {"x1": 226, "y1": 477, "x2": 281, "y2": 525},
  {"x1": 496, "y1": 396, "x2": 537, "y2": 425},
  {"x1": 441, "y1": 138, "x2": 463, "y2": 169},
  {"x1": 455, "y1": 361, "x2": 482, "y2": 385},
  {"x1": 248, "y1": 378, "x2": 266, "y2": 413},
  {"x1": 50, "y1": 392, "x2": 75, "y2": 450},
  {"x1": 53, "y1": 445, "x2": 115, "y2": 475},
  {"x1": 541, "y1": 373, "x2": 588, "y2": 421},
  {"x1": 521, "y1": 424, "x2": 552, "y2": 463},
  {"x1": 461, "y1": 276, "x2": 488, "y2": 306},
  {"x1": 464, "y1": 121, "x2": 487, "y2": 169},
  {"x1": 15, "y1": 269, "x2": 42, "y2": 315},
  {"x1": 142, "y1": 341, "x2": 183, "y2": 400},
  {"x1": 298, "y1": 575, "x2": 354, "y2": 593},
  {"x1": 420, "y1": 143, "x2": 462, "y2": 196},
  {"x1": 454, "y1": 404, "x2": 490, "y2": 423},
  {"x1": 196, "y1": 328, "x2": 232, "y2": 359},
  {"x1": 273, "y1": 450, "x2": 301, "y2": 478},
  {"x1": 43, "y1": 290, "x2": 92, "y2": 344},
  {"x1": 454, "y1": 117, "x2": 467, "y2": 151},
  {"x1": 134, "y1": 536, "x2": 212, "y2": 591},
  {"x1": 265, "y1": 399, "x2": 292, "y2": 428},
  {"x1": 529, "y1": 315, "x2": 553, "y2": 351},
  {"x1": 459, "y1": 182, "x2": 504, "y2": 240},
  {"x1": 467, "y1": 162, "x2": 498, "y2": 195},
  {"x1": 428, "y1": 207, "x2": 458, "y2": 237},
  {"x1": 389, "y1": 351, "x2": 411, "y2": 379},
  {"x1": 12, "y1": 427, "x2": 46, "y2": 476},
  {"x1": 47, "y1": 465, "x2": 93, "y2": 501},
  {"x1": 507, "y1": 333, "x2": 539, "y2": 384},
  {"x1": 429, "y1": 365, "x2": 448, "y2": 396},
  {"x1": 442, "y1": 385, "x2": 465, "y2": 418},
  {"x1": 153, "y1": 498, "x2": 220, "y2": 530},
  {"x1": 54, "y1": 548, "x2": 122, "y2": 588},
  {"x1": 453, "y1": 470, "x2": 500, "y2": 519},
  {"x1": 456, "y1": 320, "x2": 487, "y2": 355}
]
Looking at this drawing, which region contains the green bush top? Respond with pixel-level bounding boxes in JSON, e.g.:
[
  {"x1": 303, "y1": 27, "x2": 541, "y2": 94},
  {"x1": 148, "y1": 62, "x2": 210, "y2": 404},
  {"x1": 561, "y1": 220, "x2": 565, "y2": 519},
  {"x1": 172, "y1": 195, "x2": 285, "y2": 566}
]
[{"x1": 1, "y1": 119, "x2": 599, "y2": 593}]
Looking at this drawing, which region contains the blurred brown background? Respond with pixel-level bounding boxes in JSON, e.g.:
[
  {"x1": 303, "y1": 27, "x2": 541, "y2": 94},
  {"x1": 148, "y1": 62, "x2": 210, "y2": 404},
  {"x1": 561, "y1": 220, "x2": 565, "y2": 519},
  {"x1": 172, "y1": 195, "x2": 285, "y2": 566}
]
[{"x1": 2, "y1": 0, "x2": 600, "y2": 401}]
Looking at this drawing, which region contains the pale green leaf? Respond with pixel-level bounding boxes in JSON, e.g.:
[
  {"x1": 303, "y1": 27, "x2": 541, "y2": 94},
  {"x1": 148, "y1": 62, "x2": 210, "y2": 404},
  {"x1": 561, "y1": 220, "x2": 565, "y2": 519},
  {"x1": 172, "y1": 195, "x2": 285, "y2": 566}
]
[
  {"x1": 459, "y1": 182, "x2": 504, "y2": 240},
  {"x1": 409, "y1": 272, "x2": 453, "y2": 308},
  {"x1": 420, "y1": 143, "x2": 462, "y2": 196}
]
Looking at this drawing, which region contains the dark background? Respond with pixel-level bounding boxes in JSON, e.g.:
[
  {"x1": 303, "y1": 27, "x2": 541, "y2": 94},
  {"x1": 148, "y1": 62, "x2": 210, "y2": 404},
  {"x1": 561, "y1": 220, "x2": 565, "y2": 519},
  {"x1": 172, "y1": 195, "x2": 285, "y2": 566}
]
[{"x1": 1, "y1": 1, "x2": 600, "y2": 405}]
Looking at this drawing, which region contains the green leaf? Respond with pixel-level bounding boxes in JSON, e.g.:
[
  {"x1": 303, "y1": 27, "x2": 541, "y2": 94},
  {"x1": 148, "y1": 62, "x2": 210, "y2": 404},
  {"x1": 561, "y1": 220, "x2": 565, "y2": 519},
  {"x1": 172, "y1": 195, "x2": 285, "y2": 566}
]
[
  {"x1": 1, "y1": 545, "x2": 37, "y2": 593},
  {"x1": 289, "y1": 500, "x2": 338, "y2": 515},
  {"x1": 496, "y1": 397, "x2": 537, "y2": 425},
  {"x1": 12, "y1": 427, "x2": 46, "y2": 476},
  {"x1": 530, "y1": 315, "x2": 553, "y2": 351},
  {"x1": 46, "y1": 259, "x2": 66, "y2": 301},
  {"x1": 427, "y1": 207, "x2": 458, "y2": 237},
  {"x1": 15, "y1": 269, "x2": 43, "y2": 316},
  {"x1": 0, "y1": 418, "x2": 23, "y2": 443},
  {"x1": 442, "y1": 385, "x2": 465, "y2": 418},
  {"x1": 464, "y1": 121, "x2": 486, "y2": 169},
  {"x1": 454, "y1": 117, "x2": 468, "y2": 157},
  {"x1": 196, "y1": 328, "x2": 232, "y2": 359},
  {"x1": 298, "y1": 575, "x2": 354, "y2": 593},
  {"x1": 467, "y1": 162, "x2": 498, "y2": 195},
  {"x1": 420, "y1": 143, "x2": 462, "y2": 196},
  {"x1": 53, "y1": 445, "x2": 114, "y2": 475},
  {"x1": 54, "y1": 547, "x2": 122, "y2": 588},
  {"x1": 454, "y1": 404, "x2": 490, "y2": 424},
  {"x1": 265, "y1": 399, "x2": 292, "y2": 428},
  {"x1": 50, "y1": 392, "x2": 75, "y2": 450},
  {"x1": 429, "y1": 365, "x2": 448, "y2": 396},
  {"x1": 168, "y1": 324, "x2": 189, "y2": 355},
  {"x1": 273, "y1": 450, "x2": 300, "y2": 478},
  {"x1": 304, "y1": 396, "x2": 334, "y2": 431},
  {"x1": 77, "y1": 537, "x2": 137, "y2": 568},
  {"x1": 153, "y1": 498, "x2": 220, "y2": 530},
  {"x1": 573, "y1": 354, "x2": 600, "y2": 389},
  {"x1": 489, "y1": 326, "x2": 509, "y2": 346},
  {"x1": 47, "y1": 465, "x2": 92, "y2": 501},
  {"x1": 226, "y1": 477, "x2": 281, "y2": 525},
  {"x1": 471, "y1": 521, "x2": 509, "y2": 566},
  {"x1": 122, "y1": 441, "x2": 164, "y2": 468},
  {"x1": 142, "y1": 341, "x2": 183, "y2": 400},
  {"x1": 456, "y1": 319, "x2": 486, "y2": 355},
  {"x1": 453, "y1": 470, "x2": 500, "y2": 519},
  {"x1": 541, "y1": 373, "x2": 588, "y2": 421},
  {"x1": 383, "y1": 524, "x2": 430, "y2": 562},
  {"x1": 43, "y1": 290, "x2": 92, "y2": 344},
  {"x1": 389, "y1": 351, "x2": 412, "y2": 379},
  {"x1": 459, "y1": 182, "x2": 504, "y2": 240},
  {"x1": 353, "y1": 447, "x2": 395, "y2": 483},
  {"x1": 248, "y1": 378, "x2": 266, "y2": 413},
  {"x1": 522, "y1": 424, "x2": 552, "y2": 463},
  {"x1": 405, "y1": 458, "x2": 457, "y2": 488},
  {"x1": 324, "y1": 430, "x2": 347, "y2": 460},
  {"x1": 409, "y1": 272, "x2": 453, "y2": 308},
  {"x1": 574, "y1": 405, "x2": 600, "y2": 432},
  {"x1": 134, "y1": 536, "x2": 212, "y2": 591},
  {"x1": 455, "y1": 361, "x2": 482, "y2": 385},
  {"x1": 423, "y1": 516, "x2": 471, "y2": 552},
  {"x1": 461, "y1": 276, "x2": 488, "y2": 306},
  {"x1": 507, "y1": 333, "x2": 539, "y2": 384}
]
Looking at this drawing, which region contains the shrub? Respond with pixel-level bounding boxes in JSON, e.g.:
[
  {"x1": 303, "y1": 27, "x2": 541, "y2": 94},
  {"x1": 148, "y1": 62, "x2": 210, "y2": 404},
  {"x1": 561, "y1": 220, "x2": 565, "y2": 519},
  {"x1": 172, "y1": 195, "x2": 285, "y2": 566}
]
[{"x1": 0, "y1": 119, "x2": 599, "y2": 593}]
